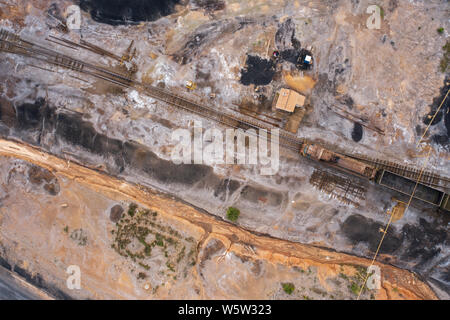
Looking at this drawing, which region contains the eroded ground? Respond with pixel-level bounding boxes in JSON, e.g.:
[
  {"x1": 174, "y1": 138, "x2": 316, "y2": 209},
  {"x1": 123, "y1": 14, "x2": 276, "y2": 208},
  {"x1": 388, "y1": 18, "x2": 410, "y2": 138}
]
[{"x1": 0, "y1": 148, "x2": 437, "y2": 299}]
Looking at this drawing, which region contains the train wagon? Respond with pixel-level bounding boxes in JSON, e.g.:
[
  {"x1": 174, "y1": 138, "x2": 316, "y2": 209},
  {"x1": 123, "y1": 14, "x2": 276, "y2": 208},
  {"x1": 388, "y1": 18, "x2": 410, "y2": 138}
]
[
  {"x1": 376, "y1": 169, "x2": 450, "y2": 212},
  {"x1": 300, "y1": 143, "x2": 377, "y2": 179},
  {"x1": 441, "y1": 194, "x2": 450, "y2": 212}
]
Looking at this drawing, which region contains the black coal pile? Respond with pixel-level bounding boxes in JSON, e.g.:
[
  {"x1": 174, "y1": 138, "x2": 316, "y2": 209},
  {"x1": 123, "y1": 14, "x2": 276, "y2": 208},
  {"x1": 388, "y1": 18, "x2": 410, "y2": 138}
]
[
  {"x1": 422, "y1": 79, "x2": 449, "y2": 127},
  {"x1": 421, "y1": 78, "x2": 450, "y2": 147},
  {"x1": 337, "y1": 94, "x2": 355, "y2": 109},
  {"x1": 172, "y1": 19, "x2": 252, "y2": 65},
  {"x1": 351, "y1": 122, "x2": 363, "y2": 142},
  {"x1": 0, "y1": 97, "x2": 246, "y2": 193},
  {"x1": 280, "y1": 48, "x2": 313, "y2": 70},
  {"x1": 78, "y1": 0, "x2": 181, "y2": 25},
  {"x1": 280, "y1": 49, "x2": 299, "y2": 64},
  {"x1": 275, "y1": 18, "x2": 299, "y2": 51},
  {"x1": 341, "y1": 212, "x2": 450, "y2": 295},
  {"x1": 274, "y1": 18, "x2": 312, "y2": 70},
  {"x1": 240, "y1": 55, "x2": 276, "y2": 86},
  {"x1": 341, "y1": 214, "x2": 403, "y2": 255},
  {"x1": 193, "y1": 0, "x2": 226, "y2": 12}
]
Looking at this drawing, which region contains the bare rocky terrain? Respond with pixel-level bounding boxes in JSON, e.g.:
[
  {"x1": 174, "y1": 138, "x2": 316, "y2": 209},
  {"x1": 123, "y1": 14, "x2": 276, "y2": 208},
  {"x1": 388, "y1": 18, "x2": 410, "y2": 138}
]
[
  {"x1": 0, "y1": 0, "x2": 448, "y2": 299},
  {"x1": 0, "y1": 143, "x2": 438, "y2": 299}
]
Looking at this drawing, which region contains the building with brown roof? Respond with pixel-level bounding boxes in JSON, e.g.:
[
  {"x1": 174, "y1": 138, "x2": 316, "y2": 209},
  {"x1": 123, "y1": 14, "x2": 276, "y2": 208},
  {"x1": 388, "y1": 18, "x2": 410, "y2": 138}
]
[{"x1": 274, "y1": 88, "x2": 306, "y2": 113}]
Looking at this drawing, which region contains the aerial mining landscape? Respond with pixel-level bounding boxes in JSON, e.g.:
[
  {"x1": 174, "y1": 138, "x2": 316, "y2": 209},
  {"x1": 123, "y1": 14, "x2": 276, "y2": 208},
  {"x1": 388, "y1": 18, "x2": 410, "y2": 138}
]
[{"x1": 0, "y1": 0, "x2": 448, "y2": 302}]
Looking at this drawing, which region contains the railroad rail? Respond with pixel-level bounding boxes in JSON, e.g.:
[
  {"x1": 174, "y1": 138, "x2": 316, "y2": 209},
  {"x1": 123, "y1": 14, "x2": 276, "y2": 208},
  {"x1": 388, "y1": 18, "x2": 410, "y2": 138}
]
[
  {"x1": 341, "y1": 153, "x2": 449, "y2": 189},
  {"x1": 1, "y1": 30, "x2": 449, "y2": 191},
  {"x1": 0, "y1": 31, "x2": 305, "y2": 153},
  {"x1": 138, "y1": 84, "x2": 306, "y2": 153}
]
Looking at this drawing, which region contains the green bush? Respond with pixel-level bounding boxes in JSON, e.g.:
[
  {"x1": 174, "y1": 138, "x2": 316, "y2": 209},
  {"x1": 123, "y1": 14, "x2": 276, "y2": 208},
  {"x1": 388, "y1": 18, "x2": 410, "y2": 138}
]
[
  {"x1": 137, "y1": 272, "x2": 146, "y2": 280},
  {"x1": 350, "y1": 282, "x2": 360, "y2": 295},
  {"x1": 282, "y1": 283, "x2": 295, "y2": 295},
  {"x1": 440, "y1": 41, "x2": 450, "y2": 72},
  {"x1": 128, "y1": 203, "x2": 137, "y2": 217},
  {"x1": 226, "y1": 207, "x2": 240, "y2": 222},
  {"x1": 437, "y1": 27, "x2": 444, "y2": 34}
]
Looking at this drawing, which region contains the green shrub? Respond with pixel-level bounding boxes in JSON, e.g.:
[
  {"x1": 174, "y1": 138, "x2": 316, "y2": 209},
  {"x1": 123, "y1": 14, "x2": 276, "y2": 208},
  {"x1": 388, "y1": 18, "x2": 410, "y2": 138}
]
[
  {"x1": 226, "y1": 207, "x2": 240, "y2": 222},
  {"x1": 437, "y1": 27, "x2": 444, "y2": 34},
  {"x1": 282, "y1": 283, "x2": 295, "y2": 295},
  {"x1": 440, "y1": 41, "x2": 450, "y2": 72},
  {"x1": 137, "y1": 272, "x2": 146, "y2": 280},
  {"x1": 339, "y1": 273, "x2": 348, "y2": 280},
  {"x1": 128, "y1": 203, "x2": 137, "y2": 217},
  {"x1": 350, "y1": 282, "x2": 360, "y2": 295}
]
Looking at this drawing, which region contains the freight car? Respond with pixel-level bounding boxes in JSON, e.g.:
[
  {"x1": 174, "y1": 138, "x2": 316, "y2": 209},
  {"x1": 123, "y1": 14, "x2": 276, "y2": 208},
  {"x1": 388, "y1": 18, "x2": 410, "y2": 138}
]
[
  {"x1": 300, "y1": 142, "x2": 450, "y2": 212},
  {"x1": 300, "y1": 143, "x2": 377, "y2": 179},
  {"x1": 376, "y1": 169, "x2": 450, "y2": 212}
]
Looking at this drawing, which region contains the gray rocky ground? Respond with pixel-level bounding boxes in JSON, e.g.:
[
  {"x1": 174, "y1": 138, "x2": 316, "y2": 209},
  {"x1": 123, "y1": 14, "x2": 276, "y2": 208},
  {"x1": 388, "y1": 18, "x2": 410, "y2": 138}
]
[{"x1": 0, "y1": 0, "x2": 448, "y2": 298}]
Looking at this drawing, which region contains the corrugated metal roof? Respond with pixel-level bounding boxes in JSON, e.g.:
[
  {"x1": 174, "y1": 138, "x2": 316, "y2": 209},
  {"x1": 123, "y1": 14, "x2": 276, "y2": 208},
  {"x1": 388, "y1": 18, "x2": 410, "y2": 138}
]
[{"x1": 275, "y1": 88, "x2": 305, "y2": 112}]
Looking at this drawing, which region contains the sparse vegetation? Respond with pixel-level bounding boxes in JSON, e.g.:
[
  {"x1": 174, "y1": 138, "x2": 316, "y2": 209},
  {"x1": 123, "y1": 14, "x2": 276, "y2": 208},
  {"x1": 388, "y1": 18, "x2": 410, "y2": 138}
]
[
  {"x1": 350, "y1": 282, "x2": 360, "y2": 295},
  {"x1": 355, "y1": 265, "x2": 368, "y2": 281},
  {"x1": 282, "y1": 282, "x2": 295, "y2": 295},
  {"x1": 379, "y1": 6, "x2": 384, "y2": 19},
  {"x1": 139, "y1": 262, "x2": 150, "y2": 270},
  {"x1": 155, "y1": 234, "x2": 164, "y2": 246},
  {"x1": 437, "y1": 27, "x2": 444, "y2": 34},
  {"x1": 128, "y1": 203, "x2": 137, "y2": 217},
  {"x1": 70, "y1": 228, "x2": 87, "y2": 246},
  {"x1": 226, "y1": 207, "x2": 240, "y2": 222},
  {"x1": 336, "y1": 265, "x2": 370, "y2": 298},
  {"x1": 339, "y1": 273, "x2": 348, "y2": 280},
  {"x1": 111, "y1": 203, "x2": 197, "y2": 289},
  {"x1": 137, "y1": 272, "x2": 146, "y2": 280},
  {"x1": 293, "y1": 266, "x2": 306, "y2": 274},
  {"x1": 63, "y1": 226, "x2": 69, "y2": 233},
  {"x1": 440, "y1": 41, "x2": 450, "y2": 72}
]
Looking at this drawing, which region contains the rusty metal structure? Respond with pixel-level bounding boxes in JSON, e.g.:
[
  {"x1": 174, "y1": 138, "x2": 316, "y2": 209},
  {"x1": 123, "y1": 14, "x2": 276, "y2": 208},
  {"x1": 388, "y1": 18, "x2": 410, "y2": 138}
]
[
  {"x1": 300, "y1": 143, "x2": 377, "y2": 179},
  {"x1": 376, "y1": 170, "x2": 450, "y2": 211},
  {"x1": 309, "y1": 169, "x2": 366, "y2": 207},
  {"x1": 340, "y1": 152, "x2": 447, "y2": 187}
]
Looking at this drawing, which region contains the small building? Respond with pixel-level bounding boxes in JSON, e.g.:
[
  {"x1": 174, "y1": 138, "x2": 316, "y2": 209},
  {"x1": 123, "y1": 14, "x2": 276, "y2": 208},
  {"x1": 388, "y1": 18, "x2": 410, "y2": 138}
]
[
  {"x1": 274, "y1": 88, "x2": 306, "y2": 113},
  {"x1": 304, "y1": 55, "x2": 312, "y2": 65}
]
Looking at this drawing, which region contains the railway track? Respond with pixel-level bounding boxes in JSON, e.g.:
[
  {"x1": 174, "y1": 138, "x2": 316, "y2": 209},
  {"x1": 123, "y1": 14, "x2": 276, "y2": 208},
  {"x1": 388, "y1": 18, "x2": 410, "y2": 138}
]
[
  {"x1": 138, "y1": 84, "x2": 306, "y2": 153},
  {"x1": 341, "y1": 153, "x2": 449, "y2": 189},
  {"x1": 0, "y1": 32, "x2": 305, "y2": 153},
  {"x1": 1, "y1": 30, "x2": 449, "y2": 189}
]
